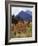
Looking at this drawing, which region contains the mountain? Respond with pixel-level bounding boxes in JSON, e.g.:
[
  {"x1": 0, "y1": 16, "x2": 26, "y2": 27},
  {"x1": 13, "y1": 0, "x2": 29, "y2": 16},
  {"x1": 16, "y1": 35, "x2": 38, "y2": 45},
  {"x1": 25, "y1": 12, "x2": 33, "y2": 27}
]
[
  {"x1": 16, "y1": 10, "x2": 32, "y2": 21},
  {"x1": 26, "y1": 10, "x2": 32, "y2": 15}
]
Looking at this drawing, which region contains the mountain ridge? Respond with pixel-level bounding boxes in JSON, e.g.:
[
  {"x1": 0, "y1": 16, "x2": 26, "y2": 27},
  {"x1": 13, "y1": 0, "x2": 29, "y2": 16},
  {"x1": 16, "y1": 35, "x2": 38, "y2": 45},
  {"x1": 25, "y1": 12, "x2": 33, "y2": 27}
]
[{"x1": 15, "y1": 10, "x2": 32, "y2": 21}]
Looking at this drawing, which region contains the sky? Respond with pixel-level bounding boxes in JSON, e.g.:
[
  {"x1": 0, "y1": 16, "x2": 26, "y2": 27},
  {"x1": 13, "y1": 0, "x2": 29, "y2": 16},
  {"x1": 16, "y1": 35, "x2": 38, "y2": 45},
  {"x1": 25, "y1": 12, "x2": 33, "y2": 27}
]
[{"x1": 11, "y1": 7, "x2": 32, "y2": 16}]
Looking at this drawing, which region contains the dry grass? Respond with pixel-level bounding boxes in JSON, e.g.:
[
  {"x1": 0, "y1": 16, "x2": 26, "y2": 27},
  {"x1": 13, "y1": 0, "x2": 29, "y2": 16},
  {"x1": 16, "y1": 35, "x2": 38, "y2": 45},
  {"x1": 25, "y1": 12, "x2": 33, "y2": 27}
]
[{"x1": 10, "y1": 21, "x2": 32, "y2": 38}]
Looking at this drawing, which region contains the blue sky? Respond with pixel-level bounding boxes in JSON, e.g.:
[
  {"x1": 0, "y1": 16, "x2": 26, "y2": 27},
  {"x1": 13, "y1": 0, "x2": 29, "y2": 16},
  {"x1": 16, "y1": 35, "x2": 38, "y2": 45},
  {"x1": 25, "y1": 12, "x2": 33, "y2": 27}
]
[{"x1": 11, "y1": 7, "x2": 32, "y2": 16}]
